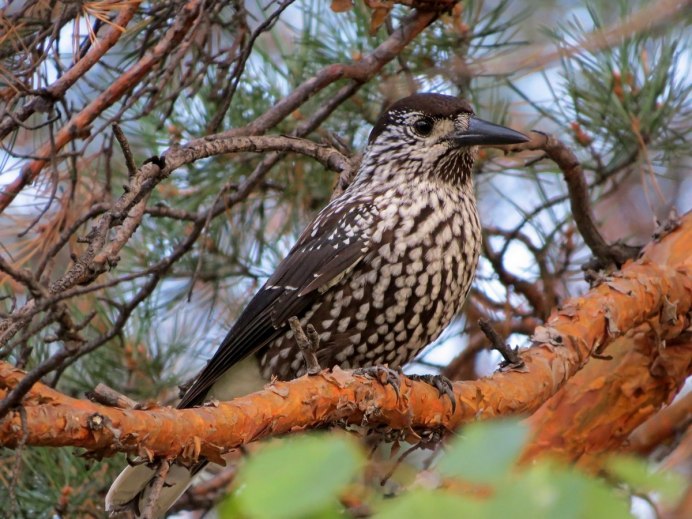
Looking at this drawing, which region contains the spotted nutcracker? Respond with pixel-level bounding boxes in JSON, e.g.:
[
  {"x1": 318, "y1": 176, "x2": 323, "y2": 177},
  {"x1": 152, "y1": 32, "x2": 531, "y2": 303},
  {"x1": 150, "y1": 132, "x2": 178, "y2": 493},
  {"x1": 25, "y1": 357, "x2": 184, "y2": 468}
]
[{"x1": 106, "y1": 93, "x2": 528, "y2": 517}]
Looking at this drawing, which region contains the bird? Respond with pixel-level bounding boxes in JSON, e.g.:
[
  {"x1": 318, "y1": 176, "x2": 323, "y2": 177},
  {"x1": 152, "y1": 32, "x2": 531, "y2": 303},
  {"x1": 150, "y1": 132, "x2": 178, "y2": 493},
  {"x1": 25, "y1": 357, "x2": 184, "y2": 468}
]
[{"x1": 105, "y1": 92, "x2": 528, "y2": 517}]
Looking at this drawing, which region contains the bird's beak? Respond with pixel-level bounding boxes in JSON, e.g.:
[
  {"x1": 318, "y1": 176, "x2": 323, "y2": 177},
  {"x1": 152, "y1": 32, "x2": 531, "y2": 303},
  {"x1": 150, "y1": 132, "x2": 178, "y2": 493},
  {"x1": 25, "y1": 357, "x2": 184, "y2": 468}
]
[{"x1": 450, "y1": 117, "x2": 529, "y2": 146}]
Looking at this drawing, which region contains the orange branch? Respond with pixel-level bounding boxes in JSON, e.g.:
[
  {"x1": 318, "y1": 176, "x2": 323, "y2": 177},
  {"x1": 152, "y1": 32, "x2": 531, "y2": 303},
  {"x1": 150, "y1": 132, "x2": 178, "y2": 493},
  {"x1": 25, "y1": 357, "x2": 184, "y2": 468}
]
[
  {"x1": 522, "y1": 332, "x2": 691, "y2": 465},
  {"x1": 627, "y1": 390, "x2": 692, "y2": 455},
  {"x1": 0, "y1": 213, "x2": 690, "y2": 459}
]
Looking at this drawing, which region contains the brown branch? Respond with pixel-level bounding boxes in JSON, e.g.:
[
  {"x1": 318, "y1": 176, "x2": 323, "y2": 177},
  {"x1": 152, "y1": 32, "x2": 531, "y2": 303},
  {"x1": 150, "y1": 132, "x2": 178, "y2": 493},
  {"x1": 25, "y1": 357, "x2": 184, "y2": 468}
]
[
  {"x1": 112, "y1": 124, "x2": 137, "y2": 178},
  {"x1": 86, "y1": 383, "x2": 139, "y2": 410},
  {"x1": 0, "y1": 2, "x2": 142, "y2": 140},
  {"x1": 167, "y1": 135, "x2": 352, "y2": 177},
  {"x1": 0, "y1": 135, "x2": 347, "y2": 347},
  {"x1": 482, "y1": 237, "x2": 550, "y2": 317},
  {"x1": 477, "y1": 319, "x2": 524, "y2": 370},
  {"x1": 0, "y1": 0, "x2": 204, "y2": 213},
  {"x1": 235, "y1": 9, "x2": 440, "y2": 139},
  {"x1": 504, "y1": 131, "x2": 640, "y2": 268},
  {"x1": 141, "y1": 460, "x2": 170, "y2": 519},
  {"x1": 205, "y1": 0, "x2": 296, "y2": 133},
  {"x1": 0, "y1": 212, "x2": 689, "y2": 457}
]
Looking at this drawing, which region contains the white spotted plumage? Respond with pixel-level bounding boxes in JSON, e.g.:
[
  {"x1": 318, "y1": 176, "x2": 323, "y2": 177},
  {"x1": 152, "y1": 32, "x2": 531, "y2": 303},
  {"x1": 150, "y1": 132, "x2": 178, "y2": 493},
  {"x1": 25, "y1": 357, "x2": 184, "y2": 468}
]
[
  {"x1": 260, "y1": 167, "x2": 481, "y2": 379},
  {"x1": 107, "y1": 93, "x2": 530, "y2": 518}
]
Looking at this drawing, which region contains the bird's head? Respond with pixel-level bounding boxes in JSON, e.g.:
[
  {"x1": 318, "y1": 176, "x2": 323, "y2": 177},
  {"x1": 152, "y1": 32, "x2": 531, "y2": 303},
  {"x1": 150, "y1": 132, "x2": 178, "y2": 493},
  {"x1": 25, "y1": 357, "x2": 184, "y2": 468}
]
[{"x1": 362, "y1": 93, "x2": 528, "y2": 186}]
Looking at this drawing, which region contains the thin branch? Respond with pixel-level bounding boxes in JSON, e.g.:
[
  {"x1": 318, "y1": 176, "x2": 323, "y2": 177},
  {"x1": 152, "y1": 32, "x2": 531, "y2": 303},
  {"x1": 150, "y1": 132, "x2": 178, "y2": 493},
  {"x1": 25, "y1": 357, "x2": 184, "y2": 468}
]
[
  {"x1": 0, "y1": 0, "x2": 204, "y2": 213},
  {"x1": 0, "y1": 2, "x2": 141, "y2": 139},
  {"x1": 86, "y1": 383, "x2": 140, "y2": 410},
  {"x1": 206, "y1": 0, "x2": 297, "y2": 133},
  {"x1": 112, "y1": 124, "x2": 137, "y2": 178},
  {"x1": 140, "y1": 460, "x2": 170, "y2": 519},
  {"x1": 504, "y1": 131, "x2": 640, "y2": 268},
  {"x1": 478, "y1": 319, "x2": 525, "y2": 370}
]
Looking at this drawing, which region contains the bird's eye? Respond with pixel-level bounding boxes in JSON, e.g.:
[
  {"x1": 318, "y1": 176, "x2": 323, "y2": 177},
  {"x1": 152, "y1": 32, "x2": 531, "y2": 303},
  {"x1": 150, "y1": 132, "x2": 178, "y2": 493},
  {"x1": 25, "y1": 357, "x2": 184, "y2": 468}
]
[{"x1": 413, "y1": 117, "x2": 434, "y2": 136}]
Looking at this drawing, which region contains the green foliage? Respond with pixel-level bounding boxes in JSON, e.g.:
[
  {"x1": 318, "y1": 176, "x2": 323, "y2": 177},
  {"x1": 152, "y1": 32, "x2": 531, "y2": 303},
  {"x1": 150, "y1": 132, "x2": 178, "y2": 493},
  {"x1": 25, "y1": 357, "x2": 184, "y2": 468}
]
[
  {"x1": 375, "y1": 490, "x2": 484, "y2": 518},
  {"x1": 511, "y1": 0, "x2": 690, "y2": 173},
  {"x1": 220, "y1": 434, "x2": 365, "y2": 519},
  {"x1": 437, "y1": 418, "x2": 529, "y2": 483},
  {"x1": 605, "y1": 455, "x2": 687, "y2": 504},
  {"x1": 219, "y1": 420, "x2": 685, "y2": 519}
]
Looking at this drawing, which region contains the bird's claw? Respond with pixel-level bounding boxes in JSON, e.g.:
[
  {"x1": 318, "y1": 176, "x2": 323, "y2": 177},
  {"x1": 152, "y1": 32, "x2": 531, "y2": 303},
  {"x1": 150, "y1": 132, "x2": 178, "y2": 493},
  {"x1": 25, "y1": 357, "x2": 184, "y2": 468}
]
[
  {"x1": 356, "y1": 365, "x2": 402, "y2": 401},
  {"x1": 289, "y1": 317, "x2": 322, "y2": 375},
  {"x1": 408, "y1": 374, "x2": 457, "y2": 414}
]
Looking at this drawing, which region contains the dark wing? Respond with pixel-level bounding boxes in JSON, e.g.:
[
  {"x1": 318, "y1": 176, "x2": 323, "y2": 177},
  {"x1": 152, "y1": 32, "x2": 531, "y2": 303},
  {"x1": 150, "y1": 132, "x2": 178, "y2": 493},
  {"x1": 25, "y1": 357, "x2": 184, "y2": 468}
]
[{"x1": 178, "y1": 198, "x2": 377, "y2": 408}]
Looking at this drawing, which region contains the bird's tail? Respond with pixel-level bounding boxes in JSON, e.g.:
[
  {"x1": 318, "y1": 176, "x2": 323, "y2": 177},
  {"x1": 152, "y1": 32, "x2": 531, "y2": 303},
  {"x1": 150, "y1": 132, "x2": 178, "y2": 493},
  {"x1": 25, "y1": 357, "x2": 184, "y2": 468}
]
[
  {"x1": 105, "y1": 461, "x2": 205, "y2": 518},
  {"x1": 106, "y1": 357, "x2": 267, "y2": 517}
]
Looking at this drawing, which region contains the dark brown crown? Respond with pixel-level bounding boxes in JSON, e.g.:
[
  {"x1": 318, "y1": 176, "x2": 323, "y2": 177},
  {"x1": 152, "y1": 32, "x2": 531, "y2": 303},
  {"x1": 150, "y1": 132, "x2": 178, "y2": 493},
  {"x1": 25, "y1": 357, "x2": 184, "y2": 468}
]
[{"x1": 369, "y1": 93, "x2": 474, "y2": 143}]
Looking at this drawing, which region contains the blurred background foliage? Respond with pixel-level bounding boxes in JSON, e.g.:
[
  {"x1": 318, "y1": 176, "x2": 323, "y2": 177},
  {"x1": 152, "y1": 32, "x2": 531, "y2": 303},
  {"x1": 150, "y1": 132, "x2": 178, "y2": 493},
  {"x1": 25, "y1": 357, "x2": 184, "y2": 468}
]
[
  {"x1": 220, "y1": 420, "x2": 686, "y2": 519},
  {"x1": 0, "y1": 0, "x2": 689, "y2": 516}
]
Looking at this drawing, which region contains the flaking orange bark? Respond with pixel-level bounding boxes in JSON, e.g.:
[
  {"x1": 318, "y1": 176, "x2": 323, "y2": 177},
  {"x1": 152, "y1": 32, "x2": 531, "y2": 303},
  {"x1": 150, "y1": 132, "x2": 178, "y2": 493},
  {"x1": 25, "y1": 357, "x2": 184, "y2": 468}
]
[{"x1": 0, "y1": 213, "x2": 690, "y2": 461}]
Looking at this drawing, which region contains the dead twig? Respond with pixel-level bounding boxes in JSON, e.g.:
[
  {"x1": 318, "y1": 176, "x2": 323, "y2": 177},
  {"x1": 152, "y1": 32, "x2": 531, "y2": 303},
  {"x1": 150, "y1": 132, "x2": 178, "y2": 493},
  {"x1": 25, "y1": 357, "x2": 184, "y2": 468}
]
[
  {"x1": 140, "y1": 460, "x2": 170, "y2": 519},
  {"x1": 478, "y1": 319, "x2": 525, "y2": 371},
  {"x1": 112, "y1": 124, "x2": 137, "y2": 179},
  {"x1": 86, "y1": 383, "x2": 140, "y2": 409}
]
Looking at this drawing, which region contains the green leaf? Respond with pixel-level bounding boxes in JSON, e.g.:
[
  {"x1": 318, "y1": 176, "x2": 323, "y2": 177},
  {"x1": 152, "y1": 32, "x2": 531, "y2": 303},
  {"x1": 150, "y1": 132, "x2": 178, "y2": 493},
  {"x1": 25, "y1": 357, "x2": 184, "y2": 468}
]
[
  {"x1": 488, "y1": 462, "x2": 632, "y2": 519},
  {"x1": 374, "y1": 489, "x2": 484, "y2": 519},
  {"x1": 231, "y1": 434, "x2": 364, "y2": 519},
  {"x1": 437, "y1": 418, "x2": 529, "y2": 483},
  {"x1": 606, "y1": 455, "x2": 686, "y2": 505}
]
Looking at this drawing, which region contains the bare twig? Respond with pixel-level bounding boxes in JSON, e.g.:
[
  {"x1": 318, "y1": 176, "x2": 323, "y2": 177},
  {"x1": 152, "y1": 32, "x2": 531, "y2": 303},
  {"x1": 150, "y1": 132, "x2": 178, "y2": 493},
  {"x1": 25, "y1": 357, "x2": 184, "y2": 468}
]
[
  {"x1": 0, "y1": 0, "x2": 204, "y2": 213},
  {"x1": 6, "y1": 406, "x2": 28, "y2": 519},
  {"x1": 0, "y1": 2, "x2": 141, "y2": 140},
  {"x1": 140, "y1": 460, "x2": 171, "y2": 519},
  {"x1": 478, "y1": 319, "x2": 525, "y2": 371},
  {"x1": 112, "y1": 124, "x2": 137, "y2": 178},
  {"x1": 206, "y1": 0, "x2": 297, "y2": 133},
  {"x1": 504, "y1": 131, "x2": 640, "y2": 268},
  {"x1": 86, "y1": 383, "x2": 139, "y2": 409}
]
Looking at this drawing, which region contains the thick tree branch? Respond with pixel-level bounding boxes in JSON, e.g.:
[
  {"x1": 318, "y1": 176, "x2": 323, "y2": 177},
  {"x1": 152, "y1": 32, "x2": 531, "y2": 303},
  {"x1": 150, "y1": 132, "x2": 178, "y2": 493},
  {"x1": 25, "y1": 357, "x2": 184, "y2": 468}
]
[
  {"x1": 626, "y1": 388, "x2": 692, "y2": 455},
  {"x1": 0, "y1": 212, "x2": 689, "y2": 457},
  {"x1": 522, "y1": 332, "x2": 691, "y2": 466}
]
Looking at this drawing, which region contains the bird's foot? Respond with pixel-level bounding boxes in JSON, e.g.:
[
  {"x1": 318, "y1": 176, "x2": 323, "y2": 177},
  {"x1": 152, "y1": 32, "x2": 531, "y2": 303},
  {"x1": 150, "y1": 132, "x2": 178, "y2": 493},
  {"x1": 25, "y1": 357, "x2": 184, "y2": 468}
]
[
  {"x1": 408, "y1": 374, "x2": 457, "y2": 414},
  {"x1": 289, "y1": 317, "x2": 322, "y2": 375},
  {"x1": 355, "y1": 365, "x2": 402, "y2": 400}
]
